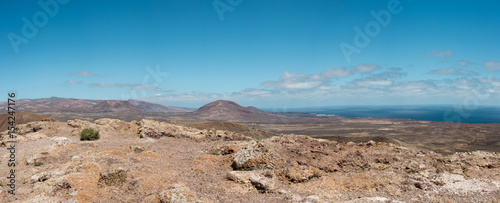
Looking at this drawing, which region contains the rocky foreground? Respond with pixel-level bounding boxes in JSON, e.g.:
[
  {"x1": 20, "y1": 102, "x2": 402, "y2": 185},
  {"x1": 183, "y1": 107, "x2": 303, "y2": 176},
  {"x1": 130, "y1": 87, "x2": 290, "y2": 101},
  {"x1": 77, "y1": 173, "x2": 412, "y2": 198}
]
[{"x1": 1, "y1": 119, "x2": 499, "y2": 202}]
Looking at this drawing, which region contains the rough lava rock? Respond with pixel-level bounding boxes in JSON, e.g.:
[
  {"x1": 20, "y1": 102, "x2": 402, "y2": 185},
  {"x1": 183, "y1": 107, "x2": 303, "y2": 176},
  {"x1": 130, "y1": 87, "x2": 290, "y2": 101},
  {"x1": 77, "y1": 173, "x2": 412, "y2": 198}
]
[{"x1": 231, "y1": 140, "x2": 268, "y2": 170}]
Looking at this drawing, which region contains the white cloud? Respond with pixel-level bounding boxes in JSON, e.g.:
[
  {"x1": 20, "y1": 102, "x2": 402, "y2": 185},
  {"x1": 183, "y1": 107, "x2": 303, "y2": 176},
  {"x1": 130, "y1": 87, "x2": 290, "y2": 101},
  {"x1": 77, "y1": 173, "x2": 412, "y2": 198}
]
[
  {"x1": 317, "y1": 85, "x2": 341, "y2": 91},
  {"x1": 140, "y1": 61, "x2": 500, "y2": 107},
  {"x1": 240, "y1": 88, "x2": 272, "y2": 95},
  {"x1": 446, "y1": 77, "x2": 500, "y2": 88},
  {"x1": 459, "y1": 60, "x2": 473, "y2": 67},
  {"x1": 281, "y1": 71, "x2": 308, "y2": 80},
  {"x1": 115, "y1": 83, "x2": 140, "y2": 88},
  {"x1": 350, "y1": 71, "x2": 405, "y2": 87},
  {"x1": 443, "y1": 77, "x2": 499, "y2": 97},
  {"x1": 142, "y1": 75, "x2": 500, "y2": 108},
  {"x1": 321, "y1": 67, "x2": 355, "y2": 78},
  {"x1": 374, "y1": 72, "x2": 406, "y2": 79},
  {"x1": 426, "y1": 50, "x2": 454, "y2": 58},
  {"x1": 261, "y1": 67, "x2": 355, "y2": 91},
  {"x1": 69, "y1": 71, "x2": 98, "y2": 76},
  {"x1": 390, "y1": 81, "x2": 434, "y2": 91},
  {"x1": 89, "y1": 82, "x2": 113, "y2": 88},
  {"x1": 354, "y1": 80, "x2": 393, "y2": 87},
  {"x1": 65, "y1": 80, "x2": 82, "y2": 85},
  {"x1": 484, "y1": 61, "x2": 500, "y2": 71},
  {"x1": 385, "y1": 81, "x2": 440, "y2": 96},
  {"x1": 262, "y1": 80, "x2": 323, "y2": 90},
  {"x1": 280, "y1": 80, "x2": 323, "y2": 90},
  {"x1": 356, "y1": 64, "x2": 379, "y2": 73},
  {"x1": 428, "y1": 68, "x2": 478, "y2": 76}
]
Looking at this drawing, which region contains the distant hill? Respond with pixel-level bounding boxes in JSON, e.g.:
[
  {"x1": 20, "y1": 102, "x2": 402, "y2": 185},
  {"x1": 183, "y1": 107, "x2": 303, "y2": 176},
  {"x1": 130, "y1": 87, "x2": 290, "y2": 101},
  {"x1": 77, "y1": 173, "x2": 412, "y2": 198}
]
[
  {"x1": 246, "y1": 106, "x2": 266, "y2": 114},
  {"x1": 0, "y1": 112, "x2": 55, "y2": 131},
  {"x1": 128, "y1": 100, "x2": 191, "y2": 113},
  {"x1": 0, "y1": 97, "x2": 98, "y2": 112},
  {"x1": 192, "y1": 100, "x2": 276, "y2": 121},
  {"x1": 0, "y1": 98, "x2": 334, "y2": 123},
  {"x1": 91, "y1": 100, "x2": 145, "y2": 113},
  {"x1": 0, "y1": 97, "x2": 191, "y2": 113}
]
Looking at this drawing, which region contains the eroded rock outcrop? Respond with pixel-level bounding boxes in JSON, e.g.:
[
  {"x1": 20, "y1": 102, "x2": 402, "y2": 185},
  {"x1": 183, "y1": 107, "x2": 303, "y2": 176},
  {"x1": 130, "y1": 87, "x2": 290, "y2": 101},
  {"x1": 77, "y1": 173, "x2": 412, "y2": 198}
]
[
  {"x1": 137, "y1": 119, "x2": 251, "y2": 141},
  {"x1": 231, "y1": 140, "x2": 268, "y2": 170}
]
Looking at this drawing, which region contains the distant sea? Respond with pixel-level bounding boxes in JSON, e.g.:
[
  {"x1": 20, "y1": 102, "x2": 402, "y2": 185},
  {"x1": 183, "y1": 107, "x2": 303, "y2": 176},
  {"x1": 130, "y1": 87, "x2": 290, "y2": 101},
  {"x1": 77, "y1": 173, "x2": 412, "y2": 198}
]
[{"x1": 267, "y1": 106, "x2": 500, "y2": 124}]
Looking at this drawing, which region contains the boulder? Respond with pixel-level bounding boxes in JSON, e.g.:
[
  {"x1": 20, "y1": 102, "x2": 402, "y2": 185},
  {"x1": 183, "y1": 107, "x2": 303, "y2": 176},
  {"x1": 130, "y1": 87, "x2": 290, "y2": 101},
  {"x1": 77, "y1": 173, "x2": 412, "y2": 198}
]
[{"x1": 231, "y1": 140, "x2": 268, "y2": 170}]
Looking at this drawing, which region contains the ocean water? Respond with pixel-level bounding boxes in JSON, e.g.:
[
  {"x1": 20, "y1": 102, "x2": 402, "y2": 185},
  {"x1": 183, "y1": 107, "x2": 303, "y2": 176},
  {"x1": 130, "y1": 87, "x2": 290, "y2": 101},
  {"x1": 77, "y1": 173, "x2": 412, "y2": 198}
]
[{"x1": 270, "y1": 106, "x2": 500, "y2": 124}]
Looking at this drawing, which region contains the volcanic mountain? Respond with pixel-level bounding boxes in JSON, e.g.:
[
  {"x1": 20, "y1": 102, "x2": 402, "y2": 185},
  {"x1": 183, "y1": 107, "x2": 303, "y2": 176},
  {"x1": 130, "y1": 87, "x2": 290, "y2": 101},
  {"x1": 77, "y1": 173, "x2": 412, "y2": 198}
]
[
  {"x1": 2, "y1": 97, "x2": 99, "y2": 112},
  {"x1": 192, "y1": 100, "x2": 276, "y2": 121},
  {"x1": 91, "y1": 100, "x2": 145, "y2": 113},
  {"x1": 128, "y1": 100, "x2": 191, "y2": 113},
  {"x1": 0, "y1": 97, "x2": 191, "y2": 113}
]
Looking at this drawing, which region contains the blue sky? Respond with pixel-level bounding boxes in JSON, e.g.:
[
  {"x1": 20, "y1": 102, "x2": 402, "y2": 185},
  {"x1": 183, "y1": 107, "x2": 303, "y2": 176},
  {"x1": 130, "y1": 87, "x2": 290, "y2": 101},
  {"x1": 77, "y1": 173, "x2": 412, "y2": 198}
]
[{"x1": 1, "y1": 0, "x2": 500, "y2": 108}]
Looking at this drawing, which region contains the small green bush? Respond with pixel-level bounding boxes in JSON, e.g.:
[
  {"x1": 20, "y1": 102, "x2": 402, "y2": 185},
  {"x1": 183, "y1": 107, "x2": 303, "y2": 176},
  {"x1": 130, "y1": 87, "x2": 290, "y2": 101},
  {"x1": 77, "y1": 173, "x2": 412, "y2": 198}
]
[
  {"x1": 34, "y1": 161, "x2": 43, "y2": 167},
  {"x1": 133, "y1": 147, "x2": 144, "y2": 153},
  {"x1": 210, "y1": 152, "x2": 219, "y2": 155},
  {"x1": 80, "y1": 128, "x2": 100, "y2": 141},
  {"x1": 375, "y1": 165, "x2": 387, "y2": 171}
]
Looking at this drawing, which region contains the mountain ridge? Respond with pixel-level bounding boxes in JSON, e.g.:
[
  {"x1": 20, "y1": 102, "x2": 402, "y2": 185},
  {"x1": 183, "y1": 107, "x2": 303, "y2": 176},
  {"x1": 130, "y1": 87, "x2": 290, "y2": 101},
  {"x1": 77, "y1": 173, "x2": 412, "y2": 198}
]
[
  {"x1": 128, "y1": 99, "x2": 191, "y2": 113},
  {"x1": 91, "y1": 100, "x2": 145, "y2": 113},
  {"x1": 0, "y1": 97, "x2": 191, "y2": 113}
]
